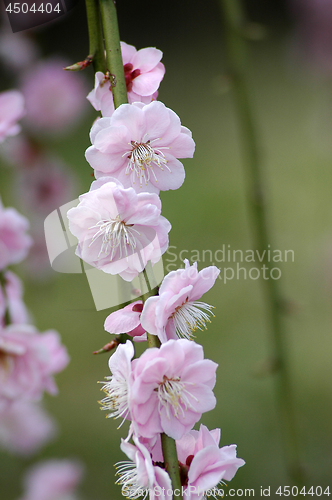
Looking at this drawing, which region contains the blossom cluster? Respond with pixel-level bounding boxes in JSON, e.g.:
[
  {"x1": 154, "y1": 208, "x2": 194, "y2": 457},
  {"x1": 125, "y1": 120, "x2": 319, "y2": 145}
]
[
  {"x1": 67, "y1": 40, "x2": 245, "y2": 499},
  {"x1": 0, "y1": 197, "x2": 69, "y2": 456}
]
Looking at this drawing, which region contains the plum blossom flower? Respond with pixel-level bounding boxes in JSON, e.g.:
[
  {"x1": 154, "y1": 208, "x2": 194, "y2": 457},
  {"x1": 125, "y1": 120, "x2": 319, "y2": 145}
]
[
  {"x1": 140, "y1": 260, "x2": 220, "y2": 343},
  {"x1": 116, "y1": 435, "x2": 172, "y2": 500},
  {"x1": 99, "y1": 340, "x2": 134, "y2": 426},
  {"x1": 0, "y1": 324, "x2": 69, "y2": 406},
  {"x1": 67, "y1": 178, "x2": 171, "y2": 281},
  {"x1": 145, "y1": 425, "x2": 245, "y2": 500},
  {"x1": 21, "y1": 58, "x2": 88, "y2": 134},
  {"x1": 0, "y1": 89, "x2": 25, "y2": 143},
  {"x1": 85, "y1": 101, "x2": 195, "y2": 194},
  {"x1": 0, "y1": 271, "x2": 30, "y2": 327},
  {"x1": 176, "y1": 424, "x2": 245, "y2": 500},
  {"x1": 0, "y1": 197, "x2": 32, "y2": 270},
  {"x1": 0, "y1": 400, "x2": 57, "y2": 456},
  {"x1": 19, "y1": 459, "x2": 84, "y2": 500},
  {"x1": 130, "y1": 339, "x2": 217, "y2": 440},
  {"x1": 104, "y1": 300, "x2": 146, "y2": 342},
  {"x1": 87, "y1": 42, "x2": 165, "y2": 117}
]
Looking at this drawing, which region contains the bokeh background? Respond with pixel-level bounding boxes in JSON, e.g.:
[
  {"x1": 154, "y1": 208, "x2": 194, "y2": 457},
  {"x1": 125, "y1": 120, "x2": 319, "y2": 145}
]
[{"x1": 1, "y1": 0, "x2": 332, "y2": 498}]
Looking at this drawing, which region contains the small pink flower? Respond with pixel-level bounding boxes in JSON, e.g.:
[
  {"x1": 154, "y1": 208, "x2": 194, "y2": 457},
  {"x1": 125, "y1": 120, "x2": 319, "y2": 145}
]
[
  {"x1": 85, "y1": 101, "x2": 195, "y2": 194},
  {"x1": 67, "y1": 178, "x2": 171, "y2": 281},
  {"x1": 0, "y1": 271, "x2": 30, "y2": 327},
  {"x1": 130, "y1": 339, "x2": 217, "y2": 440},
  {"x1": 0, "y1": 400, "x2": 56, "y2": 456},
  {"x1": 116, "y1": 435, "x2": 172, "y2": 500},
  {"x1": 99, "y1": 340, "x2": 134, "y2": 425},
  {"x1": 0, "y1": 89, "x2": 25, "y2": 143},
  {"x1": 87, "y1": 42, "x2": 164, "y2": 117},
  {"x1": 0, "y1": 324, "x2": 69, "y2": 406},
  {"x1": 104, "y1": 300, "x2": 147, "y2": 342},
  {"x1": 0, "y1": 198, "x2": 32, "y2": 270},
  {"x1": 140, "y1": 260, "x2": 220, "y2": 343},
  {"x1": 21, "y1": 58, "x2": 88, "y2": 134},
  {"x1": 176, "y1": 424, "x2": 245, "y2": 499},
  {"x1": 15, "y1": 154, "x2": 76, "y2": 214},
  {"x1": 19, "y1": 459, "x2": 84, "y2": 500}
]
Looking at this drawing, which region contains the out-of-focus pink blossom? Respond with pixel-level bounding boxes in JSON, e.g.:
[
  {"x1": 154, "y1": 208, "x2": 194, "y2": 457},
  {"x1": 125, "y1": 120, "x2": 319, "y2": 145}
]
[
  {"x1": 85, "y1": 101, "x2": 195, "y2": 194},
  {"x1": 87, "y1": 42, "x2": 164, "y2": 117},
  {"x1": 21, "y1": 58, "x2": 88, "y2": 134},
  {"x1": 0, "y1": 135, "x2": 39, "y2": 168},
  {"x1": 67, "y1": 177, "x2": 171, "y2": 281},
  {"x1": 15, "y1": 155, "x2": 76, "y2": 214},
  {"x1": 19, "y1": 459, "x2": 84, "y2": 500},
  {"x1": 0, "y1": 90, "x2": 25, "y2": 143},
  {"x1": 141, "y1": 260, "x2": 220, "y2": 343},
  {"x1": 99, "y1": 339, "x2": 134, "y2": 425},
  {"x1": 290, "y1": 0, "x2": 332, "y2": 75},
  {"x1": 0, "y1": 197, "x2": 32, "y2": 270},
  {"x1": 117, "y1": 435, "x2": 172, "y2": 500},
  {"x1": 104, "y1": 300, "x2": 146, "y2": 342},
  {"x1": 0, "y1": 324, "x2": 69, "y2": 406},
  {"x1": 0, "y1": 270, "x2": 30, "y2": 327},
  {"x1": 0, "y1": 400, "x2": 57, "y2": 456},
  {"x1": 0, "y1": 29, "x2": 39, "y2": 72},
  {"x1": 130, "y1": 339, "x2": 217, "y2": 440}
]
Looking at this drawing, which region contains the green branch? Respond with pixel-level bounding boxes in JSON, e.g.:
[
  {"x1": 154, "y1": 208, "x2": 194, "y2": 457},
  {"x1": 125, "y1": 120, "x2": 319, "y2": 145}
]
[
  {"x1": 99, "y1": 0, "x2": 128, "y2": 108},
  {"x1": 219, "y1": 0, "x2": 302, "y2": 483},
  {"x1": 85, "y1": 0, "x2": 106, "y2": 73}
]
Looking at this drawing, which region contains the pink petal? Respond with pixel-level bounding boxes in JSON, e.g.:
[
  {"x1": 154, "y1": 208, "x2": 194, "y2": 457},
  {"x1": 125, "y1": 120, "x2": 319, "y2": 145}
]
[
  {"x1": 132, "y1": 64, "x2": 165, "y2": 96},
  {"x1": 131, "y1": 47, "x2": 163, "y2": 73}
]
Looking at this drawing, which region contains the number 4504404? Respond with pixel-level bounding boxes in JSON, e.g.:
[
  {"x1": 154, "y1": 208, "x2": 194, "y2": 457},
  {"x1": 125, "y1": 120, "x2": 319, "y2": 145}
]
[
  {"x1": 276, "y1": 486, "x2": 330, "y2": 496},
  {"x1": 5, "y1": 3, "x2": 61, "y2": 14}
]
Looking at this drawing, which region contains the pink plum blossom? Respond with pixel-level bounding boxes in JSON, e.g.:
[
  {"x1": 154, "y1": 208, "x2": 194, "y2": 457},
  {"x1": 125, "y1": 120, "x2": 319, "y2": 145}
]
[
  {"x1": 19, "y1": 459, "x2": 84, "y2": 500},
  {"x1": 0, "y1": 197, "x2": 32, "y2": 270},
  {"x1": 145, "y1": 425, "x2": 245, "y2": 500},
  {"x1": 85, "y1": 101, "x2": 195, "y2": 194},
  {"x1": 21, "y1": 58, "x2": 88, "y2": 134},
  {"x1": 104, "y1": 300, "x2": 147, "y2": 342},
  {"x1": 130, "y1": 339, "x2": 217, "y2": 440},
  {"x1": 87, "y1": 42, "x2": 164, "y2": 117},
  {"x1": 99, "y1": 340, "x2": 134, "y2": 425},
  {"x1": 15, "y1": 155, "x2": 76, "y2": 214},
  {"x1": 0, "y1": 400, "x2": 56, "y2": 456},
  {"x1": 0, "y1": 270, "x2": 30, "y2": 327},
  {"x1": 140, "y1": 260, "x2": 220, "y2": 343},
  {"x1": 0, "y1": 324, "x2": 69, "y2": 406},
  {"x1": 0, "y1": 89, "x2": 25, "y2": 143},
  {"x1": 67, "y1": 178, "x2": 171, "y2": 281},
  {"x1": 176, "y1": 424, "x2": 245, "y2": 499},
  {"x1": 116, "y1": 435, "x2": 172, "y2": 500}
]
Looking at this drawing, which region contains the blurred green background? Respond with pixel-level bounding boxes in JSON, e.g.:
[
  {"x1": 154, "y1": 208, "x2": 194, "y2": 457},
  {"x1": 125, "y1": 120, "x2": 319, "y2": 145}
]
[{"x1": 1, "y1": 0, "x2": 332, "y2": 498}]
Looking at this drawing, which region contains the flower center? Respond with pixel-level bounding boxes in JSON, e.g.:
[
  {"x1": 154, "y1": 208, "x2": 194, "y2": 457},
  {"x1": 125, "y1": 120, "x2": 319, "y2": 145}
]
[
  {"x1": 123, "y1": 135, "x2": 170, "y2": 188},
  {"x1": 157, "y1": 376, "x2": 197, "y2": 419},
  {"x1": 123, "y1": 63, "x2": 141, "y2": 92},
  {"x1": 115, "y1": 461, "x2": 149, "y2": 500},
  {"x1": 170, "y1": 300, "x2": 214, "y2": 340},
  {"x1": 89, "y1": 215, "x2": 140, "y2": 260},
  {"x1": 99, "y1": 375, "x2": 130, "y2": 428}
]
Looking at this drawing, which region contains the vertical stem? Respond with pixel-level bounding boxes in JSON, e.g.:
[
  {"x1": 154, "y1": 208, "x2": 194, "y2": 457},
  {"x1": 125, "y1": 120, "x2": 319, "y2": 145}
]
[
  {"x1": 0, "y1": 272, "x2": 11, "y2": 326},
  {"x1": 85, "y1": 0, "x2": 106, "y2": 73},
  {"x1": 219, "y1": 0, "x2": 302, "y2": 483},
  {"x1": 99, "y1": 0, "x2": 128, "y2": 108}
]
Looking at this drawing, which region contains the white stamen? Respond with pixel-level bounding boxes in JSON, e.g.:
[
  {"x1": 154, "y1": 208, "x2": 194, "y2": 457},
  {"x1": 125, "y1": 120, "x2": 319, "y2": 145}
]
[
  {"x1": 89, "y1": 215, "x2": 140, "y2": 260},
  {"x1": 157, "y1": 376, "x2": 198, "y2": 420},
  {"x1": 115, "y1": 460, "x2": 149, "y2": 500},
  {"x1": 99, "y1": 376, "x2": 129, "y2": 428},
  {"x1": 170, "y1": 300, "x2": 215, "y2": 340},
  {"x1": 123, "y1": 136, "x2": 171, "y2": 187}
]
